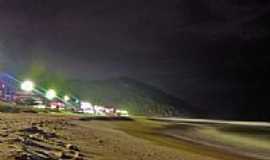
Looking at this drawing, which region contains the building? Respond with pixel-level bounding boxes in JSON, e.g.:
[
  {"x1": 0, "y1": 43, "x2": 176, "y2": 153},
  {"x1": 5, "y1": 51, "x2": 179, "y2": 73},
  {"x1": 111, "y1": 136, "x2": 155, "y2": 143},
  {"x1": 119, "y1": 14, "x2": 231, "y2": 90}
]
[
  {"x1": 0, "y1": 79, "x2": 16, "y2": 102},
  {"x1": 0, "y1": 75, "x2": 45, "y2": 105},
  {"x1": 48, "y1": 99, "x2": 65, "y2": 110},
  {"x1": 0, "y1": 80, "x2": 5, "y2": 100}
]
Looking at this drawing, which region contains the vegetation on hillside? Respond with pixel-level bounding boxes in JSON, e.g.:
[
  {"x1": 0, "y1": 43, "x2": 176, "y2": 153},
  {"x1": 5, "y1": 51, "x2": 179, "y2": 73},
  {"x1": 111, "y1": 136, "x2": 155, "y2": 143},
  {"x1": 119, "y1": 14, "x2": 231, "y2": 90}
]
[
  {"x1": 67, "y1": 77, "x2": 190, "y2": 116},
  {"x1": 18, "y1": 68, "x2": 192, "y2": 116}
]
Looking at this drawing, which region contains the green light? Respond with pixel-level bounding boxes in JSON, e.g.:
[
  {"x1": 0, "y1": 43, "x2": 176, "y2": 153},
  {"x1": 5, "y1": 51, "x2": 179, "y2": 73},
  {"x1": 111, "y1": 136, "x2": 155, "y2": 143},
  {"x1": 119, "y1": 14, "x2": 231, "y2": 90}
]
[
  {"x1": 64, "y1": 95, "x2": 70, "y2": 102},
  {"x1": 120, "y1": 110, "x2": 129, "y2": 115},
  {"x1": 21, "y1": 80, "x2": 35, "y2": 92},
  {"x1": 46, "y1": 89, "x2": 57, "y2": 100}
]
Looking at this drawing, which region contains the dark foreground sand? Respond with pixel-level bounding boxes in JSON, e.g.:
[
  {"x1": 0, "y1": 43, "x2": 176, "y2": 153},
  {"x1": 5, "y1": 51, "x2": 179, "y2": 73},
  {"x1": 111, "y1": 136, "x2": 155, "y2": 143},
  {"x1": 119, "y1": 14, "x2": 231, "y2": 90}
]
[{"x1": 0, "y1": 113, "x2": 186, "y2": 160}]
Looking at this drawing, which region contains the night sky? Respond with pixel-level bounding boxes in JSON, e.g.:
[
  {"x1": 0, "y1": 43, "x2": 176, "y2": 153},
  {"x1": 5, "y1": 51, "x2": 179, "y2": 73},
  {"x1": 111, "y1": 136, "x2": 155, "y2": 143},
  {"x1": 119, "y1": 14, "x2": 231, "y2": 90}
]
[{"x1": 1, "y1": 0, "x2": 270, "y2": 119}]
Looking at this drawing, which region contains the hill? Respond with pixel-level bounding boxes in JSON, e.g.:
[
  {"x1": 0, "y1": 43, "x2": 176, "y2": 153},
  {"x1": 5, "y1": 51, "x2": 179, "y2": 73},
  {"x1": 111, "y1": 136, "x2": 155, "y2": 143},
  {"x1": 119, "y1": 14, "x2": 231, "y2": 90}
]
[
  {"x1": 16, "y1": 70, "x2": 194, "y2": 116},
  {"x1": 67, "y1": 77, "x2": 192, "y2": 116}
]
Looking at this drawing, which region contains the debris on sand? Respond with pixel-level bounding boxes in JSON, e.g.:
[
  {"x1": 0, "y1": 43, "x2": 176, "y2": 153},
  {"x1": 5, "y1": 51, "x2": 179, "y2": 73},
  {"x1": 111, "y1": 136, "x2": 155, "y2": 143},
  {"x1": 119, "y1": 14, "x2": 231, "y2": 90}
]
[{"x1": 0, "y1": 114, "x2": 86, "y2": 160}]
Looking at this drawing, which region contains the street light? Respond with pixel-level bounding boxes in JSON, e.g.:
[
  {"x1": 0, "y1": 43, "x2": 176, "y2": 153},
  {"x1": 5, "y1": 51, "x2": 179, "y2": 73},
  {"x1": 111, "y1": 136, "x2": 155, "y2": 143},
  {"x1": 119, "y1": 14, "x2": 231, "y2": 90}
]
[
  {"x1": 75, "y1": 99, "x2": 80, "y2": 103},
  {"x1": 64, "y1": 95, "x2": 70, "y2": 102},
  {"x1": 21, "y1": 80, "x2": 35, "y2": 92},
  {"x1": 46, "y1": 89, "x2": 57, "y2": 100}
]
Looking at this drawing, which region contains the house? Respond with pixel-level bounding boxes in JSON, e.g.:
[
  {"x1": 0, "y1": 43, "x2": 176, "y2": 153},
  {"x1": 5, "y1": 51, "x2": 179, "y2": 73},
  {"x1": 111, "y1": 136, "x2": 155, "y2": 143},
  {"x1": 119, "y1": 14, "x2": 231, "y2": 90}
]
[
  {"x1": 48, "y1": 99, "x2": 65, "y2": 110},
  {"x1": 0, "y1": 80, "x2": 16, "y2": 102},
  {"x1": 0, "y1": 80, "x2": 5, "y2": 100}
]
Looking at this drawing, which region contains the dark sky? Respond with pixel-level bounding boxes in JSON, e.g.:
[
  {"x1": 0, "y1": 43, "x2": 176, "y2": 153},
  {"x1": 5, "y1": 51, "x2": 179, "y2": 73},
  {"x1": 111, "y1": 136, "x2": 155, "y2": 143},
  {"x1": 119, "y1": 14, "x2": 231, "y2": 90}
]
[{"x1": 1, "y1": 0, "x2": 270, "y2": 119}]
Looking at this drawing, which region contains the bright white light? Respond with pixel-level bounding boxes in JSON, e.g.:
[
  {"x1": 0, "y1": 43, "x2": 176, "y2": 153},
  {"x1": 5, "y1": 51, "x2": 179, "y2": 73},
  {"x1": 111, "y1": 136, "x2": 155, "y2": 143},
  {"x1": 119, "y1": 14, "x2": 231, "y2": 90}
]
[
  {"x1": 104, "y1": 107, "x2": 114, "y2": 113},
  {"x1": 81, "y1": 101, "x2": 92, "y2": 109},
  {"x1": 94, "y1": 105, "x2": 106, "y2": 116},
  {"x1": 46, "y1": 89, "x2": 57, "y2": 100},
  {"x1": 117, "y1": 110, "x2": 129, "y2": 117},
  {"x1": 21, "y1": 80, "x2": 35, "y2": 92},
  {"x1": 81, "y1": 101, "x2": 95, "y2": 114},
  {"x1": 64, "y1": 95, "x2": 70, "y2": 102}
]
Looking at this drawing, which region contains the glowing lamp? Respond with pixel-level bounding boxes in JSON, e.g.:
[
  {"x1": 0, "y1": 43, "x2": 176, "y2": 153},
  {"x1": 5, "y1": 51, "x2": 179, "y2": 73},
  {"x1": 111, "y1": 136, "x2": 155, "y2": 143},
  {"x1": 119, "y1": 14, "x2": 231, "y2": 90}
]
[
  {"x1": 64, "y1": 95, "x2": 70, "y2": 102},
  {"x1": 46, "y1": 89, "x2": 57, "y2": 100},
  {"x1": 21, "y1": 80, "x2": 35, "y2": 92}
]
